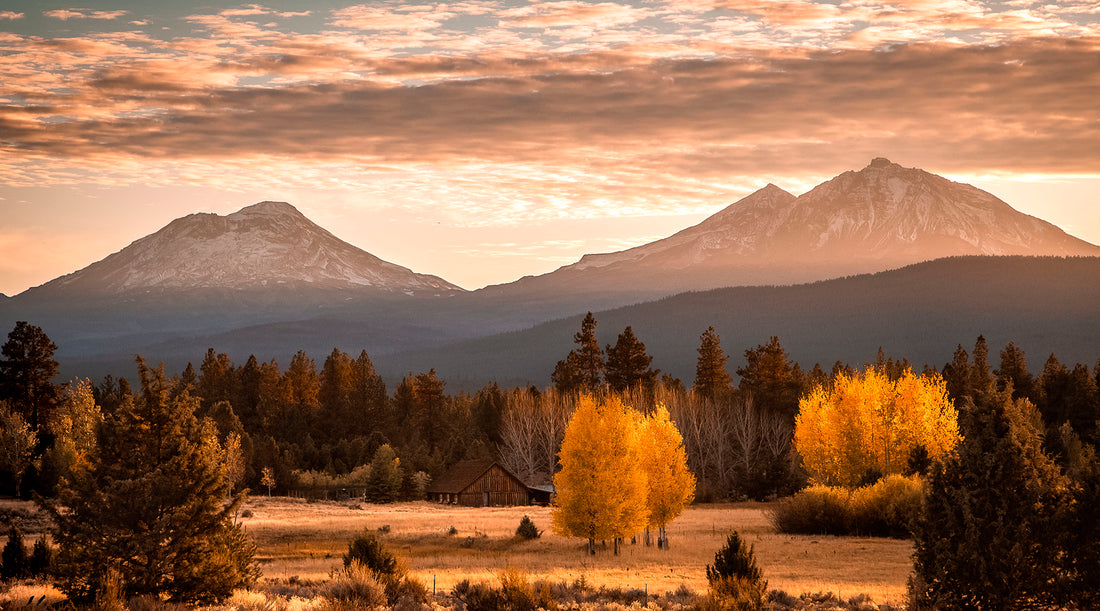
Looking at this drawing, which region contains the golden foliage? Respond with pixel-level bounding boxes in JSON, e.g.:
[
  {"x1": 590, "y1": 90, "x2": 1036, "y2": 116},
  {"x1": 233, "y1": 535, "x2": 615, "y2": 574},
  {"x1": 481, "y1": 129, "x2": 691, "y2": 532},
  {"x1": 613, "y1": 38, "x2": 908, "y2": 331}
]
[
  {"x1": 551, "y1": 396, "x2": 648, "y2": 548},
  {"x1": 795, "y1": 368, "x2": 959, "y2": 487},
  {"x1": 640, "y1": 405, "x2": 696, "y2": 530}
]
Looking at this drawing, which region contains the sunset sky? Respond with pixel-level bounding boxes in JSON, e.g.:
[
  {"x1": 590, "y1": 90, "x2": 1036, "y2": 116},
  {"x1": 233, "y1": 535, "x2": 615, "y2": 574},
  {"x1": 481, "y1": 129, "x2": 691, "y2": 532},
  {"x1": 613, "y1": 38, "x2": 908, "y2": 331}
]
[{"x1": 2, "y1": 0, "x2": 1098, "y2": 296}]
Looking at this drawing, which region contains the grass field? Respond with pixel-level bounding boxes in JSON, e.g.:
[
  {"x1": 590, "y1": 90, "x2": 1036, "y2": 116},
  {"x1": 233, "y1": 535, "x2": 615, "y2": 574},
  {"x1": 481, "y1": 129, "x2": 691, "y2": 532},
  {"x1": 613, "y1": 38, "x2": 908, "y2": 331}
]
[{"x1": 242, "y1": 497, "x2": 914, "y2": 607}]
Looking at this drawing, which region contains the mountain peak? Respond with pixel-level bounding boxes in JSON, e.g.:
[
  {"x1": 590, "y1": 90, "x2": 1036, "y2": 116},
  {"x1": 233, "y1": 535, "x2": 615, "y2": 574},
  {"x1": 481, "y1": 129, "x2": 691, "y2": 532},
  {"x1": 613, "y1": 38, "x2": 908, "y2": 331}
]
[
  {"x1": 867, "y1": 157, "x2": 896, "y2": 169},
  {"x1": 35, "y1": 201, "x2": 464, "y2": 295},
  {"x1": 234, "y1": 201, "x2": 303, "y2": 218}
]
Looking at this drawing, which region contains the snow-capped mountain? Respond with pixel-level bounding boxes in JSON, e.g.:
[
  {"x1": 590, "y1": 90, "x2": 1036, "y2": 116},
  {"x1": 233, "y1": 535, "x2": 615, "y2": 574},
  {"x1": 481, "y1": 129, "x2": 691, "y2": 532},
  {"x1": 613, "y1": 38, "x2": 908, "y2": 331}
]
[
  {"x1": 37, "y1": 201, "x2": 463, "y2": 295},
  {"x1": 493, "y1": 158, "x2": 1100, "y2": 299}
]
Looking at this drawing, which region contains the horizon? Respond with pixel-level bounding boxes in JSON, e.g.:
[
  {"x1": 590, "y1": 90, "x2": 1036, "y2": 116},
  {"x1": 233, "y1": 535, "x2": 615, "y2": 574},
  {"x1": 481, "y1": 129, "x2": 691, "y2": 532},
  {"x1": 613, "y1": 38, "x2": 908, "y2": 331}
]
[{"x1": 3, "y1": 1, "x2": 1099, "y2": 296}]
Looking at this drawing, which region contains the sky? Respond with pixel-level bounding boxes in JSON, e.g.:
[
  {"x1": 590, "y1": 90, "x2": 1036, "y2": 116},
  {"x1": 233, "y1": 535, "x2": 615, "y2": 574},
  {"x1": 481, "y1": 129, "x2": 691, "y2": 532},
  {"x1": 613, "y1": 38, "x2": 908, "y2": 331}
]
[{"x1": 1, "y1": 0, "x2": 1098, "y2": 295}]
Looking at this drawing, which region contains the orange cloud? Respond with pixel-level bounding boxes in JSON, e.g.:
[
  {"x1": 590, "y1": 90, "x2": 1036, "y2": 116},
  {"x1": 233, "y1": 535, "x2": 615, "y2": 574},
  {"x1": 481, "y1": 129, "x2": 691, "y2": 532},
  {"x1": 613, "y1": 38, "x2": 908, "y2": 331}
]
[{"x1": 44, "y1": 9, "x2": 128, "y2": 20}]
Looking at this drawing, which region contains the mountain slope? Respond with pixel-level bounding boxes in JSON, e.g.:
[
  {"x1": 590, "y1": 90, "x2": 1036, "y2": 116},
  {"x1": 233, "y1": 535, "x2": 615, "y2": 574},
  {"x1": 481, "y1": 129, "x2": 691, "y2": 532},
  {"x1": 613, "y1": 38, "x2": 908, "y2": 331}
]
[
  {"x1": 36, "y1": 201, "x2": 463, "y2": 295},
  {"x1": 382, "y1": 256, "x2": 1100, "y2": 389},
  {"x1": 482, "y1": 159, "x2": 1100, "y2": 304}
]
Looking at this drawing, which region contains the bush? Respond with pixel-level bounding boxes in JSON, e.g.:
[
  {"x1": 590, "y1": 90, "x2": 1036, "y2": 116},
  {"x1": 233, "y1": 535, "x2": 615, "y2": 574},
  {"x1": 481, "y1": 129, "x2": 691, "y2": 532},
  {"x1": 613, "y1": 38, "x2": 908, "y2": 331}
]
[
  {"x1": 343, "y1": 531, "x2": 399, "y2": 576},
  {"x1": 515, "y1": 515, "x2": 541, "y2": 540},
  {"x1": 848, "y1": 474, "x2": 923, "y2": 537},
  {"x1": 705, "y1": 531, "x2": 767, "y2": 610},
  {"x1": 28, "y1": 536, "x2": 52, "y2": 577},
  {"x1": 701, "y1": 576, "x2": 768, "y2": 611},
  {"x1": 770, "y1": 476, "x2": 924, "y2": 538},
  {"x1": 1, "y1": 524, "x2": 28, "y2": 580},
  {"x1": 768, "y1": 486, "x2": 850, "y2": 535},
  {"x1": 321, "y1": 563, "x2": 387, "y2": 607}
]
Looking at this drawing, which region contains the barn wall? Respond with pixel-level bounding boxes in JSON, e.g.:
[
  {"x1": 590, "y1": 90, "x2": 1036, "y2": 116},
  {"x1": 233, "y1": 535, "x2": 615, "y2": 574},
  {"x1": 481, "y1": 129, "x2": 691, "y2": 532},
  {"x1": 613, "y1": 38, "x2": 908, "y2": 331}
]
[{"x1": 456, "y1": 465, "x2": 530, "y2": 506}]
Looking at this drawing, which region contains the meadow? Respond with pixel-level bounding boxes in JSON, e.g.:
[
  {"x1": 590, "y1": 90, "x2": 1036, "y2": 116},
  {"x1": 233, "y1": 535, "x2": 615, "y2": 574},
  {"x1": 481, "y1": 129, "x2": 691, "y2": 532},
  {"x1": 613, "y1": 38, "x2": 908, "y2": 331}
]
[{"x1": 242, "y1": 497, "x2": 913, "y2": 607}]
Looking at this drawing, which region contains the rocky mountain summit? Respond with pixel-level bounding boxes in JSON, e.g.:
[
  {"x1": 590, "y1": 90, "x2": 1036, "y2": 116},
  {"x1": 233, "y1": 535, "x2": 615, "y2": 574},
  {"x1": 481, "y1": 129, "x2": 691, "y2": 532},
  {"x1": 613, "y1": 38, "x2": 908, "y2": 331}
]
[
  {"x1": 35, "y1": 201, "x2": 463, "y2": 296},
  {"x1": 501, "y1": 158, "x2": 1100, "y2": 297}
]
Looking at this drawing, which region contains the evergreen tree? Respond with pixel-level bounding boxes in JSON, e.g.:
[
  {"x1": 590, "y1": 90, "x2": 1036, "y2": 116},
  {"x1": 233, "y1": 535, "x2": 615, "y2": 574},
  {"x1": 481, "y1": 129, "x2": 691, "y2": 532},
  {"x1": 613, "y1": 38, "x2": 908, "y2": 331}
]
[
  {"x1": 941, "y1": 344, "x2": 970, "y2": 406},
  {"x1": 693, "y1": 327, "x2": 732, "y2": 402},
  {"x1": 474, "y1": 382, "x2": 505, "y2": 446},
  {"x1": 736, "y1": 336, "x2": 801, "y2": 423},
  {"x1": 969, "y1": 334, "x2": 993, "y2": 399},
  {"x1": 705, "y1": 531, "x2": 767, "y2": 610},
  {"x1": 197, "y1": 349, "x2": 236, "y2": 416},
  {"x1": 29, "y1": 535, "x2": 52, "y2": 578},
  {"x1": 319, "y1": 349, "x2": 355, "y2": 442},
  {"x1": 604, "y1": 326, "x2": 659, "y2": 394},
  {"x1": 42, "y1": 357, "x2": 259, "y2": 604},
  {"x1": 910, "y1": 389, "x2": 1066, "y2": 610},
  {"x1": 365, "y1": 444, "x2": 403, "y2": 503},
  {"x1": 0, "y1": 321, "x2": 59, "y2": 433},
  {"x1": 1057, "y1": 424, "x2": 1100, "y2": 608},
  {"x1": 351, "y1": 350, "x2": 387, "y2": 436},
  {"x1": 552, "y1": 313, "x2": 604, "y2": 394},
  {"x1": 1, "y1": 523, "x2": 29, "y2": 580},
  {"x1": 995, "y1": 341, "x2": 1034, "y2": 401}
]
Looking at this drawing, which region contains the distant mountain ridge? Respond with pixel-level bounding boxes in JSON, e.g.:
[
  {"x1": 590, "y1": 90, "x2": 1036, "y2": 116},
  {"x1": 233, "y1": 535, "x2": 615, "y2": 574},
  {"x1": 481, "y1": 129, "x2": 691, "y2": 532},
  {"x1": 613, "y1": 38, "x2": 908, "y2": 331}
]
[
  {"x1": 5, "y1": 158, "x2": 1100, "y2": 385},
  {"x1": 485, "y1": 158, "x2": 1100, "y2": 302},
  {"x1": 36, "y1": 201, "x2": 463, "y2": 296}
]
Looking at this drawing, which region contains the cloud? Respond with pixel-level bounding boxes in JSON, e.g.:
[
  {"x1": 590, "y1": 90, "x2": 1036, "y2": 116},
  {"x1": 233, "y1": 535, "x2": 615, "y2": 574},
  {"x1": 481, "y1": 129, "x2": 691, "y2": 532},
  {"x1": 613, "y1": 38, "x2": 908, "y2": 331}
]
[
  {"x1": 0, "y1": 11, "x2": 23, "y2": 20},
  {"x1": 500, "y1": 1, "x2": 650, "y2": 28},
  {"x1": 44, "y1": 9, "x2": 129, "y2": 21}
]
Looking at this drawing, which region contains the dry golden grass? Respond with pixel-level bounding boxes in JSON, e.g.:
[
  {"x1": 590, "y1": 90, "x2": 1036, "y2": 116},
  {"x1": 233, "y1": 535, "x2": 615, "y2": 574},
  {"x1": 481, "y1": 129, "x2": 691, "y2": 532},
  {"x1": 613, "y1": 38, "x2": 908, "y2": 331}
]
[{"x1": 241, "y1": 498, "x2": 914, "y2": 607}]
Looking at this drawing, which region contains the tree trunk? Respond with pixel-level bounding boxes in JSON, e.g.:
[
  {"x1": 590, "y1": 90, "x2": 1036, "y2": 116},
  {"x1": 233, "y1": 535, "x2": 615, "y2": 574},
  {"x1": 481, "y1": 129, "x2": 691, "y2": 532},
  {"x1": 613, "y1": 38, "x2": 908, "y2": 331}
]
[{"x1": 588, "y1": 538, "x2": 595, "y2": 555}]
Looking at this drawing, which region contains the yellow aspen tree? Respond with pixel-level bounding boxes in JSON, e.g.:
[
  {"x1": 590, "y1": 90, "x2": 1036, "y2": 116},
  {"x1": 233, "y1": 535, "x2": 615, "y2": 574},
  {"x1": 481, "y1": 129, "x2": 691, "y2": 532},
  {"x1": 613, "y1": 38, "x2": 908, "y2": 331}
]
[
  {"x1": 795, "y1": 368, "x2": 959, "y2": 487},
  {"x1": 640, "y1": 404, "x2": 695, "y2": 549},
  {"x1": 552, "y1": 395, "x2": 648, "y2": 555}
]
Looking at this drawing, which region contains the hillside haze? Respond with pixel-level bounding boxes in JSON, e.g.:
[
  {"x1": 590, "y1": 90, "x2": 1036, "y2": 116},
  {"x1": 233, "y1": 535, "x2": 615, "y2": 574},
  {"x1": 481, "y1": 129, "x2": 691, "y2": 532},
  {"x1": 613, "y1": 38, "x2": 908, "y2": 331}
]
[
  {"x1": 36, "y1": 200, "x2": 462, "y2": 296},
  {"x1": 485, "y1": 158, "x2": 1100, "y2": 303}
]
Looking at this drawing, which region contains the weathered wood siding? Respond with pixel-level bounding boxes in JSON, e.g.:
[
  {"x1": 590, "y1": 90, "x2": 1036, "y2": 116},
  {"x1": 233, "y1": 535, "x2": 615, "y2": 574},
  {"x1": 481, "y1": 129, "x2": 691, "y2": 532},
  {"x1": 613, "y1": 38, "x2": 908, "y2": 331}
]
[{"x1": 456, "y1": 464, "x2": 530, "y2": 507}]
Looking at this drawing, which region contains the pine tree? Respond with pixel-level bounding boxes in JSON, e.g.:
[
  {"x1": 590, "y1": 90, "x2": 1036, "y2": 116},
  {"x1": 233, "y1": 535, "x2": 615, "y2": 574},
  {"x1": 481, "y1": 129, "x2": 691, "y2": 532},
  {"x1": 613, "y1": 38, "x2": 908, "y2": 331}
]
[
  {"x1": 552, "y1": 313, "x2": 604, "y2": 394},
  {"x1": 604, "y1": 326, "x2": 659, "y2": 394},
  {"x1": 737, "y1": 336, "x2": 802, "y2": 423},
  {"x1": 941, "y1": 344, "x2": 970, "y2": 406},
  {"x1": 910, "y1": 389, "x2": 1067, "y2": 609},
  {"x1": 0, "y1": 321, "x2": 59, "y2": 433},
  {"x1": 365, "y1": 444, "x2": 403, "y2": 503},
  {"x1": 1, "y1": 523, "x2": 29, "y2": 580},
  {"x1": 995, "y1": 341, "x2": 1034, "y2": 401},
  {"x1": 639, "y1": 405, "x2": 695, "y2": 548},
  {"x1": 552, "y1": 396, "x2": 648, "y2": 555},
  {"x1": 705, "y1": 531, "x2": 767, "y2": 610},
  {"x1": 197, "y1": 348, "x2": 236, "y2": 416},
  {"x1": 693, "y1": 327, "x2": 732, "y2": 402},
  {"x1": 42, "y1": 357, "x2": 259, "y2": 604}
]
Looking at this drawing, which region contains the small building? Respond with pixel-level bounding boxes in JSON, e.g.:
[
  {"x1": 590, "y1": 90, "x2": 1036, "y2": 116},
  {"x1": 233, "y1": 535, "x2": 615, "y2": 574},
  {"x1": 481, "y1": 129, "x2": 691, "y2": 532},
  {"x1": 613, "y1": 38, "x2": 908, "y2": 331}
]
[{"x1": 427, "y1": 459, "x2": 532, "y2": 507}]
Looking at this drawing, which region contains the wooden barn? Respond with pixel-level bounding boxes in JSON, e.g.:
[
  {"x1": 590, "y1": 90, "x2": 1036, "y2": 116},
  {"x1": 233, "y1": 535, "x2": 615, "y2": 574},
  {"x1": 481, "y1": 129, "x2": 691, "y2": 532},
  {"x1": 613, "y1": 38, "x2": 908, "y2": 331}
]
[{"x1": 427, "y1": 459, "x2": 532, "y2": 507}]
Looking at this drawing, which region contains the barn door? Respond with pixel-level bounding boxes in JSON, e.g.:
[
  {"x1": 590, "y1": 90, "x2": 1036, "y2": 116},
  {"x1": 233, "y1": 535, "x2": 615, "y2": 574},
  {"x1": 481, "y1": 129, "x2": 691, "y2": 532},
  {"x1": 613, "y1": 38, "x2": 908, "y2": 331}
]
[{"x1": 483, "y1": 491, "x2": 490, "y2": 506}]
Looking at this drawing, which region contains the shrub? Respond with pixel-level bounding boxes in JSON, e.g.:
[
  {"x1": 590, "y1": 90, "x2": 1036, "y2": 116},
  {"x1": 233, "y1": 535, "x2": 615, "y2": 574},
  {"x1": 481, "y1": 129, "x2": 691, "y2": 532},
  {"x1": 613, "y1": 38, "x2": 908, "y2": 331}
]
[
  {"x1": 705, "y1": 531, "x2": 767, "y2": 610},
  {"x1": 343, "y1": 531, "x2": 399, "y2": 576},
  {"x1": 768, "y1": 486, "x2": 850, "y2": 535},
  {"x1": 320, "y1": 563, "x2": 387, "y2": 608},
  {"x1": 28, "y1": 536, "x2": 52, "y2": 577},
  {"x1": 848, "y1": 474, "x2": 923, "y2": 537},
  {"x1": 1, "y1": 524, "x2": 28, "y2": 580},
  {"x1": 515, "y1": 515, "x2": 541, "y2": 540}
]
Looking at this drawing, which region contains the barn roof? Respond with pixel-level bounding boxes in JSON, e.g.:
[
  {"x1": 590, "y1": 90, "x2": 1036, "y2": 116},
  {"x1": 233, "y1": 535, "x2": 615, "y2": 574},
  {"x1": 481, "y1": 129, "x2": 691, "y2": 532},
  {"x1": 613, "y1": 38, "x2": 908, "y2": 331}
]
[{"x1": 427, "y1": 459, "x2": 523, "y2": 494}]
